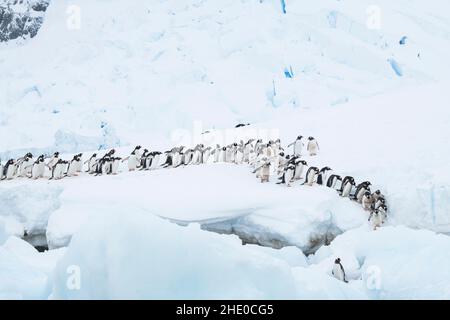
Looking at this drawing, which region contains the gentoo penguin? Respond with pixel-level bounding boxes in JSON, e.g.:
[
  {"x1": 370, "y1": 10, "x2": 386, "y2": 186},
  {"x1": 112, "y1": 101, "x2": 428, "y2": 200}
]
[
  {"x1": 326, "y1": 174, "x2": 342, "y2": 189},
  {"x1": 18, "y1": 153, "x2": 33, "y2": 177},
  {"x1": 353, "y1": 181, "x2": 371, "y2": 202},
  {"x1": 50, "y1": 159, "x2": 68, "y2": 180},
  {"x1": 67, "y1": 154, "x2": 82, "y2": 176},
  {"x1": 139, "y1": 149, "x2": 150, "y2": 169},
  {"x1": 94, "y1": 155, "x2": 111, "y2": 176},
  {"x1": 371, "y1": 190, "x2": 384, "y2": 201},
  {"x1": 46, "y1": 152, "x2": 60, "y2": 170},
  {"x1": 304, "y1": 166, "x2": 319, "y2": 186},
  {"x1": 361, "y1": 191, "x2": 374, "y2": 210},
  {"x1": 110, "y1": 157, "x2": 122, "y2": 174},
  {"x1": 193, "y1": 144, "x2": 204, "y2": 165},
  {"x1": 259, "y1": 161, "x2": 271, "y2": 183},
  {"x1": 339, "y1": 176, "x2": 356, "y2": 197},
  {"x1": 287, "y1": 136, "x2": 303, "y2": 156},
  {"x1": 31, "y1": 155, "x2": 46, "y2": 179},
  {"x1": 369, "y1": 210, "x2": 383, "y2": 230},
  {"x1": 374, "y1": 196, "x2": 386, "y2": 210},
  {"x1": 276, "y1": 152, "x2": 287, "y2": 175},
  {"x1": 254, "y1": 139, "x2": 263, "y2": 154},
  {"x1": 202, "y1": 146, "x2": 212, "y2": 164},
  {"x1": 316, "y1": 167, "x2": 332, "y2": 185},
  {"x1": 332, "y1": 258, "x2": 348, "y2": 283},
  {"x1": 218, "y1": 146, "x2": 227, "y2": 163},
  {"x1": 149, "y1": 151, "x2": 161, "y2": 170},
  {"x1": 162, "y1": 150, "x2": 173, "y2": 168},
  {"x1": 377, "y1": 204, "x2": 388, "y2": 222},
  {"x1": 243, "y1": 139, "x2": 254, "y2": 163},
  {"x1": 85, "y1": 153, "x2": 97, "y2": 173},
  {"x1": 278, "y1": 164, "x2": 295, "y2": 186},
  {"x1": 2, "y1": 159, "x2": 17, "y2": 180},
  {"x1": 293, "y1": 159, "x2": 307, "y2": 180},
  {"x1": 306, "y1": 136, "x2": 319, "y2": 156},
  {"x1": 235, "y1": 146, "x2": 244, "y2": 164},
  {"x1": 122, "y1": 150, "x2": 140, "y2": 171},
  {"x1": 134, "y1": 145, "x2": 143, "y2": 159}
]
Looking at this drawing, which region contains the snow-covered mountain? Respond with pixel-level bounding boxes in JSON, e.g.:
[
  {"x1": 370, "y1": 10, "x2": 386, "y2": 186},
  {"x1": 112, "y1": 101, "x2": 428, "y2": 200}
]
[{"x1": 0, "y1": 0, "x2": 449, "y2": 299}]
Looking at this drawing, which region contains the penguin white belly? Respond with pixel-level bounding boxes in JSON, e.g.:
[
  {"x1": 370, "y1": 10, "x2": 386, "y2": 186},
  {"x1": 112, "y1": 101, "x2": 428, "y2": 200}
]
[
  {"x1": 111, "y1": 160, "x2": 120, "y2": 174},
  {"x1": 75, "y1": 160, "x2": 82, "y2": 172},
  {"x1": 306, "y1": 171, "x2": 315, "y2": 185},
  {"x1": 88, "y1": 159, "x2": 97, "y2": 173},
  {"x1": 203, "y1": 150, "x2": 211, "y2": 163},
  {"x1": 20, "y1": 160, "x2": 32, "y2": 177},
  {"x1": 341, "y1": 183, "x2": 352, "y2": 197},
  {"x1": 294, "y1": 165, "x2": 304, "y2": 180},
  {"x1": 151, "y1": 155, "x2": 160, "y2": 169},
  {"x1": 285, "y1": 169, "x2": 294, "y2": 186},
  {"x1": 371, "y1": 215, "x2": 382, "y2": 230},
  {"x1": 235, "y1": 151, "x2": 243, "y2": 164},
  {"x1": 128, "y1": 155, "x2": 139, "y2": 170},
  {"x1": 308, "y1": 142, "x2": 318, "y2": 155},
  {"x1": 32, "y1": 163, "x2": 45, "y2": 179},
  {"x1": 67, "y1": 163, "x2": 77, "y2": 176},
  {"x1": 6, "y1": 166, "x2": 16, "y2": 179},
  {"x1": 332, "y1": 264, "x2": 345, "y2": 282},
  {"x1": 294, "y1": 141, "x2": 302, "y2": 155}
]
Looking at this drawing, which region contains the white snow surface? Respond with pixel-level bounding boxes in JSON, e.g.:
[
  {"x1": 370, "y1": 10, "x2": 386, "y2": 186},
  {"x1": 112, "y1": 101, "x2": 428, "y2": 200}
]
[{"x1": 0, "y1": 0, "x2": 449, "y2": 299}]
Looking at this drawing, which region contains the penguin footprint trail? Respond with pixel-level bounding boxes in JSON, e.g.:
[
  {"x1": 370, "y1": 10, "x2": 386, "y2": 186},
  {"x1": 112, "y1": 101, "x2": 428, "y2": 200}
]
[{"x1": 0, "y1": 135, "x2": 388, "y2": 233}]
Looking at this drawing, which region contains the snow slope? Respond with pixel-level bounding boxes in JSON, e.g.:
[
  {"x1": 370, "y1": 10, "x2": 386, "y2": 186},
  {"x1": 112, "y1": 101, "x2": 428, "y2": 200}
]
[{"x1": 1, "y1": 0, "x2": 450, "y2": 299}]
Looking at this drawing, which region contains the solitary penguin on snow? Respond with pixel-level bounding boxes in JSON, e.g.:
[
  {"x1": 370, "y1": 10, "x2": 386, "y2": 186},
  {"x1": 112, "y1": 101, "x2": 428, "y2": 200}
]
[
  {"x1": 304, "y1": 166, "x2": 319, "y2": 186},
  {"x1": 307, "y1": 136, "x2": 319, "y2": 156},
  {"x1": 332, "y1": 258, "x2": 348, "y2": 283},
  {"x1": 287, "y1": 136, "x2": 303, "y2": 156}
]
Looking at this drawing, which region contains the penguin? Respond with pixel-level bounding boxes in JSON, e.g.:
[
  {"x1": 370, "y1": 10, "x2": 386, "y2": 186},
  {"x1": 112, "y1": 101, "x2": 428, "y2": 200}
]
[
  {"x1": 110, "y1": 157, "x2": 122, "y2": 174},
  {"x1": 50, "y1": 159, "x2": 68, "y2": 180},
  {"x1": 192, "y1": 145, "x2": 204, "y2": 165},
  {"x1": 162, "y1": 150, "x2": 173, "y2": 168},
  {"x1": 326, "y1": 174, "x2": 342, "y2": 189},
  {"x1": 339, "y1": 176, "x2": 356, "y2": 197},
  {"x1": 122, "y1": 150, "x2": 140, "y2": 171},
  {"x1": 353, "y1": 181, "x2": 371, "y2": 202},
  {"x1": 304, "y1": 166, "x2": 319, "y2": 186},
  {"x1": 94, "y1": 155, "x2": 111, "y2": 176},
  {"x1": 0, "y1": 160, "x2": 3, "y2": 180},
  {"x1": 2, "y1": 159, "x2": 17, "y2": 180},
  {"x1": 361, "y1": 191, "x2": 374, "y2": 210},
  {"x1": 371, "y1": 190, "x2": 384, "y2": 202},
  {"x1": 306, "y1": 136, "x2": 319, "y2": 156},
  {"x1": 293, "y1": 159, "x2": 307, "y2": 181},
  {"x1": 332, "y1": 258, "x2": 348, "y2": 283},
  {"x1": 374, "y1": 196, "x2": 386, "y2": 210},
  {"x1": 202, "y1": 146, "x2": 212, "y2": 164},
  {"x1": 133, "y1": 145, "x2": 143, "y2": 159},
  {"x1": 243, "y1": 139, "x2": 254, "y2": 163},
  {"x1": 18, "y1": 153, "x2": 33, "y2": 177},
  {"x1": 235, "y1": 146, "x2": 244, "y2": 164},
  {"x1": 287, "y1": 136, "x2": 303, "y2": 156},
  {"x1": 316, "y1": 167, "x2": 332, "y2": 185},
  {"x1": 278, "y1": 164, "x2": 295, "y2": 186},
  {"x1": 138, "y1": 149, "x2": 149, "y2": 169},
  {"x1": 46, "y1": 152, "x2": 60, "y2": 170},
  {"x1": 254, "y1": 139, "x2": 263, "y2": 154},
  {"x1": 218, "y1": 146, "x2": 227, "y2": 163},
  {"x1": 85, "y1": 153, "x2": 97, "y2": 173},
  {"x1": 30, "y1": 155, "x2": 46, "y2": 179},
  {"x1": 149, "y1": 151, "x2": 161, "y2": 170},
  {"x1": 369, "y1": 209, "x2": 383, "y2": 230},
  {"x1": 259, "y1": 161, "x2": 271, "y2": 183},
  {"x1": 67, "y1": 154, "x2": 82, "y2": 176},
  {"x1": 377, "y1": 204, "x2": 388, "y2": 222}
]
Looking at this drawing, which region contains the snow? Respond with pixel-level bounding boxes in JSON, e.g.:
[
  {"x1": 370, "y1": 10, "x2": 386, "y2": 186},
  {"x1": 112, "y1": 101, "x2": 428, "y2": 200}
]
[{"x1": 0, "y1": 0, "x2": 449, "y2": 299}]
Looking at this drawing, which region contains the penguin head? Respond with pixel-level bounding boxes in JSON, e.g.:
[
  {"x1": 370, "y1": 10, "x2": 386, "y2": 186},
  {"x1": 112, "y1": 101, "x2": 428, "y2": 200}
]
[
  {"x1": 374, "y1": 190, "x2": 381, "y2": 195},
  {"x1": 335, "y1": 258, "x2": 341, "y2": 264},
  {"x1": 297, "y1": 135, "x2": 302, "y2": 140},
  {"x1": 308, "y1": 136, "x2": 314, "y2": 140},
  {"x1": 92, "y1": 153, "x2": 97, "y2": 157},
  {"x1": 279, "y1": 152, "x2": 284, "y2": 157},
  {"x1": 301, "y1": 160, "x2": 307, "y2": 165},
  {"x1": 26, "y1": 152, "x2": 33, "y2": 158},
  {"x1": 54, "y1": 152, "x2": 60, "y2": 157},
  {"x1": 364, "y1": 191, "x2": 371, "y2": 198},
  {"x1": 135, "y1": 145, "x2": 142, "y2": 150}
]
